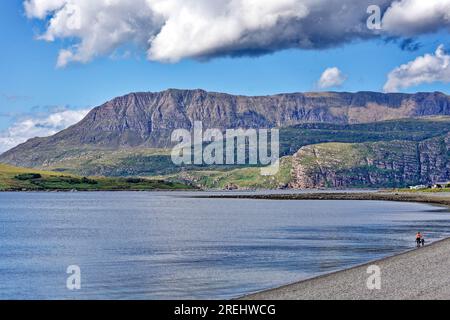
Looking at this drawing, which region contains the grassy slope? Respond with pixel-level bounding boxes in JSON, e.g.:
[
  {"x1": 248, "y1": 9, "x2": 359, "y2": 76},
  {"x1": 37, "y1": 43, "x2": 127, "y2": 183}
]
[
  {"x1": 0, "y1": 163, "x2": 194, "y2": 191},
  {"x1": 39, "y1": 148, "x2": 174, "y2": 176},
  {"x1": 162, "y1": 157, "x2": 293, "y2": 190}
]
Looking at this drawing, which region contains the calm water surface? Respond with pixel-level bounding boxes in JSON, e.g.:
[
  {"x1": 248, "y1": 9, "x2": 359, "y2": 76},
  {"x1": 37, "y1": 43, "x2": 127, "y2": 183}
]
[{"x1": 1, "y1": 191, "x2": 450, "y2": 300}]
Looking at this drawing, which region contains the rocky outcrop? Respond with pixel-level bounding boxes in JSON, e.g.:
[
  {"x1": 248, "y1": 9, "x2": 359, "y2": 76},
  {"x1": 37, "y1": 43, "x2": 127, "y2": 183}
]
[{"x1": 290, "y1": 134, "x2": 450, "y2": 188}]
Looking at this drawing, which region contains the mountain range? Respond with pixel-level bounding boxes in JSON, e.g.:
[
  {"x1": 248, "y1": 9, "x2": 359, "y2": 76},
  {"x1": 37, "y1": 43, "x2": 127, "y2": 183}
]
[{"x1": 1, "y1": 89, "x2": 450, "y2": 189}]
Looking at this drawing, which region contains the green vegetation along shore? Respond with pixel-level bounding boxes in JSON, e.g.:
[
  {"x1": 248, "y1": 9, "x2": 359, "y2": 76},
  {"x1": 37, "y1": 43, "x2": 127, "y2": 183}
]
[{"x1": 0, "y1": 163, "x2": 194, "y2": 191}]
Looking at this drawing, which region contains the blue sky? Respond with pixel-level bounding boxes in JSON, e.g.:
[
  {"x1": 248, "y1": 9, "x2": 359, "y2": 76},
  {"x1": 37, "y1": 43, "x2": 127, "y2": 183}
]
[{"x1": 1, "y1": 0, "x2": 450, "y2": 151}]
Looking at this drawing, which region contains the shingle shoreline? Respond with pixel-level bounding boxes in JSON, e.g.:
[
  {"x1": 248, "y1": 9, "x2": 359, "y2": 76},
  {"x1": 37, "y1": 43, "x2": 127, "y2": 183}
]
[{"x1": 201, "y1": 192, "x2": 450, "y2": 300}]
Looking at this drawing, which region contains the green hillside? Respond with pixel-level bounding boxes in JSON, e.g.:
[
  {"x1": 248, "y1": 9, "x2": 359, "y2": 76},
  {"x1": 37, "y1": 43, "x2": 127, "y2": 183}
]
[{"x1": 0, "y1": 163, "x2": 194, "y2": 191}]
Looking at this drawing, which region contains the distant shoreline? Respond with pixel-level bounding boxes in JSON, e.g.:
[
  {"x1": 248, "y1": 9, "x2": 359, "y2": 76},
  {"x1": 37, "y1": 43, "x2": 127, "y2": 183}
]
[{"x1": 196, "y1": 191, "x2": 450, "y2": 207}]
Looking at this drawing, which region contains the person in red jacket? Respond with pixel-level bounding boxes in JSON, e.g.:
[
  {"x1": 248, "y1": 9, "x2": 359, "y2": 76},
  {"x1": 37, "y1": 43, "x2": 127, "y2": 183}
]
[{"x1": 416, "y1": 232, "x2": 422, "y2": 247}]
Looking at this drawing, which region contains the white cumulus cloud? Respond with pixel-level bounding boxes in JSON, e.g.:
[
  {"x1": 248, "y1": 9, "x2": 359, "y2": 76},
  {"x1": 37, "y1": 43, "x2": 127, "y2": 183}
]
[
  {"x1": 147, "y1": 0, "x2": 310, "y2": 62},
  {"x1": 0, "y1": 108, "x2": 90, "y2": 153},
  {"x1": 384, "y1": 45, "x2": 450, "y2": 92},
  {"x1": 318, "y1": 67, "x2": 347, "y2": 89},
  {"x1": 25, "y1": 0, "x2": 162, "y2": 67},
  {"x1": 382, "y1": 0, "x2": 450, "y2": 36},
  {"x1": 22, "y1": 0, "x2": 450, "y2": 67}
]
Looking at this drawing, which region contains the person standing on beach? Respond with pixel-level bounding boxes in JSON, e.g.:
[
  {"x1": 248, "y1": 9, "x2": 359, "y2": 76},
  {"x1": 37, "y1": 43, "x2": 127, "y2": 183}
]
[
  {"x1": 416, "y1": 232, "x2": 422, "y2": 247},
  {"x1": 421, "y1": 233, "x2": 425, "y2": 247}
]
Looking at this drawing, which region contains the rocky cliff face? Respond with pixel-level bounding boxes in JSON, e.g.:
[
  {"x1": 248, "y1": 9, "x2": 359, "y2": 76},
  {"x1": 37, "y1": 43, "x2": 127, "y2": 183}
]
[
  {"x1": 290, "y1": 134, "x2": 450, "y2": 188},
  {"x1": 45, "y1": 90, "x2": 450, "y2": 148}
]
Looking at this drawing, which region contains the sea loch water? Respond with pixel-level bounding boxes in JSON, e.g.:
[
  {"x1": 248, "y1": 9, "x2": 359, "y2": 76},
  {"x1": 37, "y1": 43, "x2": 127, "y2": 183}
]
[{"x1": 1, "y1": 191, "x2": 450, "y2": 300}]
